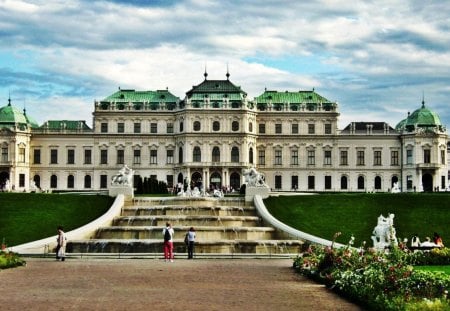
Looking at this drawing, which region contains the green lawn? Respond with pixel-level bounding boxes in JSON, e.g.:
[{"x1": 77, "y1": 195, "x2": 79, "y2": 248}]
[
  {"x1": 264, "y1": 193, "x2": 450, "y2": 246},
  {"x1": 0, "y1": 193, "x2": 114, "y2": 246},
  {"x1": 415, "y1": 265, "x2": 450, "y2": 274}
]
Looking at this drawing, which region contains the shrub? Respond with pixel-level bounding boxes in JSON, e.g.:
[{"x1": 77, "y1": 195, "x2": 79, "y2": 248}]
[{"x1": 0, "y1": 251, "x2": 26, "y2": 269}]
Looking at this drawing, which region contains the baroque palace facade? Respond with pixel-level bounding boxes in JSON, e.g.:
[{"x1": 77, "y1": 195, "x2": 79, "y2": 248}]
[{"x1": 0, "y1": 72, "x2": 448, "y2": 193}]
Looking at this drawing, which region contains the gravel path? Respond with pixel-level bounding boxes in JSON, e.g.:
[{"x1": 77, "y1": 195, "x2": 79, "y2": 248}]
[{"x1": 0, "y1": 258, "x2": 363, "y2": 311}]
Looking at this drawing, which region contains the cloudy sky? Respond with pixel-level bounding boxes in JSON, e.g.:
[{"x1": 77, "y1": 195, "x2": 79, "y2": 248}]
[{"x1": 1, "y1": 0, "x2": 449, "y2": 128}]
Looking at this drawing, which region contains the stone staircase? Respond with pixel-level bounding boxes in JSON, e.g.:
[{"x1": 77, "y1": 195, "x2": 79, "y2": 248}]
[{"x1": 67, "y1": 196, "x2": 303, "y2": 257}]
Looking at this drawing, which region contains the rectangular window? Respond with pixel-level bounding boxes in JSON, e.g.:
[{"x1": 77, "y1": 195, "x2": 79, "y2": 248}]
[
  {"x1": 391, "y1": 150, "x2": 399, "y2": 166},
  {"x1": 67, "y1": 149, "x2": 75, "y2": 164},
  {"x1": 150, "y1": 123, "x2": 157, "y2": 134},
  {"x1": 100, "y1": 150, "x2": 108, "y2": 164},
  {"x1": 167, "y1": 150, "x2": 174, "y2": 164},
  {"x1": 100, "y1": 122, "x2": 108, "y2": 133},
  {"x1": 167, "y1": 123, "x2": 173, "y2": 134},
  {"x1": 324, "y1": 123, "x2": 332, "y2": 134},
  {"x1": 259, "y1": 123, "x2": 265, "y2": 134},
  {"x1": 275, "y1": 123, "x2": 282, "y2": 134},
  {"x1": 134, "y1": 122, "x2": 141, "y2": 133},
  {"x1": 291, "y1": 124, "x2": 298, "y2": 134},
  {"x1": 374, "y1": 150, "x2": 382, "y2": 166},
  {"x1": 100, "y1": 175, "x2": 107, "y2": 189},
  {"x1": 274, "y1": 150, "x2": 282, "y2": 165},
  {"x1": 291, "y1": 150, "x2": 298, "y2": 165},
  {"x1": 84, "y1": 149, "x2": 92, "y2": 164},
  {"x1": 407, "y1": 175, "x2": 413, "y2": 190},
  {"x1": 357, "y1": 150, "x2": 365, "y2": 165},
  {"x1": 406, "y1": 149, "x2": 413, "y2": 164},
  {"x1": 258, "y1": 150, "x2": 265, "y2": 165},
  {"x1": 117, "y1": 150, "x2": 124, "y2": 164},
  {"x1": 441, "y1": 150, "x2": 446, "y2": 165},
  {"x1": 291, "y1": 176, "x2": 298, "y2": 190},
  {"x1": 167, "y1": 175, "x2": 174, "y2": 188},
  {"x1": 307, "y1": 150, "x2": 315, "y2": 165},
  {"x1": 308, "y1": 176, "x2": 315, "y2": 190},
  {"x1": 1, "y1": 147, "x2": 7, "y2": 162},
  {"x1": 442, "y1": 176, "x2": 446, "y2": 190},
  {"x1": 424, "y1": 149, "x2": 431, "y2": 164},
  {"x1": 340, "y1": 150, "x2": 348, "y2": 166},
  {"x1": 324, "y1": 150, "x2": 332, "y2": 165},
  {"x1": 308, "y1": 124, "x2": 315, "y2": 134},
  {"x1": 117, "y1": 122, "x2": 124, "y2": 133},
  {"x1": 325, "y1": 176, "x2": 332, "y2": 190},
  {"x1": 33, "y1": 149, "x2": 41, "y2": 164},
  {"x1": 50, "y1": 149, "x2": 58, "y2": 164},
  {"x1": 134, "y1": 149, "x2": 141, "y2": 164},
  {"x1": 150, "y1": 150, "x2": 157, "y2": 164},
  {"x1": 18, "y1": 148, "x2": 25, "y2": 163},
  {"x1": 275, "y1": 175, "x2": 282, "y2": 190},
  {"x1": 19, "y1": 174, "x2": 25, "y2": 187}
]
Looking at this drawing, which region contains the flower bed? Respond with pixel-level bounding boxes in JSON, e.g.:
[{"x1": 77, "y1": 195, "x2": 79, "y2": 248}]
[
  {"x1": 0, "y1": 251, "x2": 26, "y2": 270},
  {"x1": 293, "y1": 241, "x2": 450, "y2": 310}
]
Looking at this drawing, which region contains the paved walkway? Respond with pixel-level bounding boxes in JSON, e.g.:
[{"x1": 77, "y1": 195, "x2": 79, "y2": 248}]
[{"x1": 0, "y1": 258, "x2": 363, "y2": 311}]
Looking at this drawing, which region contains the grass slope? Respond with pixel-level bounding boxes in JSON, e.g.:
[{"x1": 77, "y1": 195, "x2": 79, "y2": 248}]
[
  {"x1": 264, "y1": 193, "x2": 450, "y2": 246},
  {"x1": 0, "y1": 193, "x2": 114, "y2": 246}
]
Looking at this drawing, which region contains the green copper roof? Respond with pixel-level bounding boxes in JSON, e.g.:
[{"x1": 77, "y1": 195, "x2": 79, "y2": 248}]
[
  {"x1": 102, "y1": 89, "x2": 179, "y2": 103},
  {"x1": 40, "y1": 120, "x2": 92, "y2": 131},
  {"x1": 395, "y1": 118, "x2": 407, "y2": 131},
  {"x1": 186, "y1": 79, "x2": 247, "y2": 98},
  {"x1": 0, "y1": 100, "x2": 39, "y2": 128},
  {"x1": 405, "y1": 102, "x2": 441, "y2": 127},
  {"x1": 255, "y1": 90, "x2": 332, "y2": 104}
]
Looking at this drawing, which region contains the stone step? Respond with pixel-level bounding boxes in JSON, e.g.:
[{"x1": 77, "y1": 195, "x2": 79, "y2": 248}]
[
  {"x1": 113, "y1": 215, "x2": 261, "y2": 227},
  {"x1": 122, "y1": 205, "x2": 255, "y2": 216},
  {"x1": 67, "y1": 239, "x2": 303, "y2": 254},
  {"x1": 132, "y1": 197, "x2": 250, "y2": 208}
]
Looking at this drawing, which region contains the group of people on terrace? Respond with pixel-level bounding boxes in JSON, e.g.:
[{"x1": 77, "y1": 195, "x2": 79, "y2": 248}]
[
  {"x1": 162, "y1": 222, "x2": 196, "y2": 262},
  {"x1": 410, "y1": 232, "x2": 444, "y2": 249}
]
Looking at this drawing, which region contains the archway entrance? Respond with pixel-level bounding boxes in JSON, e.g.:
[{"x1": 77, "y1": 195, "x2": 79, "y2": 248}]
[
  {"x1": 422, "y1": 173, "x2": 433, "y2": 192},
  {"x1": 391, "y1": 176, "x2": 398, "y2": 188},
  {"x1": 229, "y1": 172, "x2": 240, "y2": 191},
  {"x1": 0, "y1": 171, "x2": 9, "y2": 190},
  {"x1": 191, "y1": 171, "x2": 203, "y2": 190},
  {"x1": 210, "y1": 172, "x2": 222, "y2": 190}
]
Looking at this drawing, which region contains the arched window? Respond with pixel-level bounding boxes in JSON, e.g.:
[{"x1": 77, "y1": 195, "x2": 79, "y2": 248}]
[
  {"x1": 67, "y1": 175, "x2": 74, "y2": 188},
  {"x1": 84, "y1": 175, "x2": 91, "y2": 188},
  {"x1": 179, "y1": 121, "x2": 184, "y2": 132},
  {"x1": 193, "y1": 121, "x2": 201, "y2": 131},
  {"x1": 33, "y1": 175, "x2": 41, "y2": 189},
  {"x1": 213, "y1": 121, "x2": 220, "y2": 131},
  {"x1": 249, "y1": 147, "x2": 254, "y2": 164},
  {"x1": 212, "y1": 102, "x2": 220, "y2": 108},
  {"x1": 212, "y1": 147, "x2": 220, "y2": 162},
  {"x1": 50, "y1": 175, "x2": 58, "y2": 188},
  {"x1": 358, "y1": 176, "x2": 365, "y2": 190},
  {"x1": 231, "y1": 147, "x2": 239, "y2": 162},
  {"x1": 249, "y1": 122, "x2": 253, "y2": 132},
  {"x1": 193, "y1": 146, "x2": 201, "y2": 162},
  {"x1": 178, "y1": 147, "x2": 183, "y2": 164},
  {"x1": 374, "y1": 176, "x2": 382, "y2": 190},
  {"x1": 341, "y1": 176, "x2": 347, "y2": 190},
  {"x1": 232, "y1": 121, "x2": 239, "y2": 131}
]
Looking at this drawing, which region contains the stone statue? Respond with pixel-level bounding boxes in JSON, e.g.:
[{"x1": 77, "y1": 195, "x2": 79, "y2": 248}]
[
  {"x1": 371, "y1": 213, "x2": 398, "y2": 250},
  {"x1": 391, "y1": 182, "x2": 400, "y2": 193},
  {"x1": 4, "y1": 179, "x2": 11, "y2": 192},
  {"x1": 243, "y1": 168, "x2": 266, "y2": 187},
  {"x1": 111, "y1": 165, "x2": 133, "y2": 186}
]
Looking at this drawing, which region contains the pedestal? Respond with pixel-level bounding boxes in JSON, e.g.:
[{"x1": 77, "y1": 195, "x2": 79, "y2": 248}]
[
  {"x1": 245, "y1": 186, "x2": 270, "y2": 202},
  {"x1": 109, "y1": 185, "x2": 134, "y2": 201}
]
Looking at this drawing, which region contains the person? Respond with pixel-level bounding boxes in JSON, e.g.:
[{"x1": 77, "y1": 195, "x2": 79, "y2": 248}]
[
  {"x1": 420, "y1": 237, "x2": 438, "y2": 250},
  {"x1": 186, "y1": 227, "x2": 196, "y2": 259},
  {"x1": 433, "y1": 232, "x2": 444, "y2": 247},
  {"x1": 55, "y1": 226, "x2": 66, "y2": 261},
  {"x1": 162, "y1": 222, "x2": 174, "y2": 262},
  {"x1": 410, "y1": 234, "x2": 420, "y2": 247}
]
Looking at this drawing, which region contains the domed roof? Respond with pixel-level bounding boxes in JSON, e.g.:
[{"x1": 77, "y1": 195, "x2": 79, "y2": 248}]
[
  {"x1": 0, "y1": 98, "x2": 39, "y2": 128},
  {"x1": 395, "y1": 118, "x2": 407, "y2": 131},
  {"x1": 405, "y1": 101, "x2": 441, "y2": 128}
]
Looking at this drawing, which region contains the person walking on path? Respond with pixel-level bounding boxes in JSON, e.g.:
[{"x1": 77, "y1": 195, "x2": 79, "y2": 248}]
[
  {"x1": 186, "y1": 227, "x2": 196, "y2": 259},
  {"x1": 55, "y1": 225, "x2": 66, "y2": 261},
  {"x1": 163, "y1": 222, "x2": 174, "y2": 262}
]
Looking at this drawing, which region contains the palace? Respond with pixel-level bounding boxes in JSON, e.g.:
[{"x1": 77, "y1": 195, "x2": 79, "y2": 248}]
[{"x1": 0, "y1": 72, "x2": 448, "y2": 193}]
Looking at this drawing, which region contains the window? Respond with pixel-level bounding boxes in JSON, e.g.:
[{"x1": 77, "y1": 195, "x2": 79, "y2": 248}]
[
  {"x1": 340, "y1": 150, "x2": 348, "y2": 165},
  {"x1": 67, "y1": 175, "x2": 74, "y2": 188},
  {"x1": 375, "y1": 176, "x2": 381, "y2": 190},
  {"x1": 291, "y1": 176, "x2": 298, "y2": 190},
  {"x1": 391, "y1": 150, "x2": 399, "y2": 166},
  {"x1": 19, "y1": 148, "x2": 25, "y2": 163},
  {"x1": 50, "y1": 149, "x2": 58, "y2": 164},
  {"x1": 232, "y1": 121, "x2": 239, "y2": 131},
  {"x1": 167, "y1": 175, "x2": 174, "y2": 188},
  {"x1": 324, "y1": 123, "x2": 332, "y2": 134},
  {"x1": 50, "y1": 175, "x2": 57, "y2": 188},
  {"x1": 213, "y1": 121, "x2": 220, "y2": 131},
  {"x1": 374, "y1": 150, "x2": 382, "y2": 166},
  {"x1": 33, "y1": 149, "x2": 41, "y2": 164},
  {"x1": 258, "y1": 150, "x2": 265, "y2": 165},
  {"x1": 100, "y1": 122, "x2": 108, "y2": 133},
  {"x1": 249, "y1": 122, "x2": 253, "y2": 132},
  {"x1": 441, "y1": 150, "x2": 446, "y2": 165},
  {"x1": 274, "y1": 150, "x2": 282, "y2": 165},
  {"x1": 407, "y1": 175, "x2": 413, "y2": 190},
  {"x1": 19, "y1": 174, "x2": 25, "y2": 187},
  {"x1": 358, "y1": 176, "x2": 365, "y2": 189},
  {"x1": 117, "y1": 122, "x2": 124, "y2": 133},
  {"x1": 212, "y1": 147, "x2": 220, "y2": 162},
  {"x1": 275, "y1": 175, "x2": 282, "y2": 190},
  {"x1": 178, "y1": 147, "x2": 183, "y2": 163},
  {"x1": 84, "y1": 175, "x2": 91, "y2": 188},
  {"x1": 67, "y1": 149, "x2": 75, "y2": 164},
  {"x1": 150, "y1": 123, "x2": 157, "y2": 134},
  {"x1": 100, "y1": 150, "x2": 108, "y2": 164},
  {"x1": 325, "y1": 176, "x2": 332, "y2": 190},
  {"x1": 357, "y1": 150, "x2": 365, "y2": 165},
  {"x1": 150, "y1": 150, "x2": 157, "y2": 164},
  {"x1": 33, "y1": 175, "x2": 40, "y2": 188},
  {"x1": 134, "y1": 122, "x2": 141, "y2": 133},
  {"x1": 259, "y1": 123, "x2": 265, "y2": 134},
  {"x1": 1, "y1": 147, "x2": 7, "y2": 162},
  {"x1": 193, "y1": 147, "x2": 201, "y2": 162},
  {"x1": 308, "y1": 176, "x2": 315, "y2": 189},
  {"x1": 100, "y1": 175, "x2": 107, "y2": 189},
  {"x1": 179, "y1": 121, "x2": 184, "y2": 132},
  {"x1": 308, "y1": 124, "x2": 315, "y2": 134},
  {"x1": 424, "y1": 149, "x2": 431, "y2": 164},
  {"x1": 275, "y1": 123, "x2": 282, "y2": 134},
  {"x1": 341, "y1": 176, "x2": 348, "y2": 190},
  {"x1": 117, "y1": 150, "x2": 124, "y2": 164},
  {"x1": 134, "y1": 149, "x2": 141, "y2": 164},
  {"x1": 167, "y1": 150, "x2": 174, "y2": 164},
  {"x1": 291, "y1": 150, "x2": 298, "y2": 165},
  {"x1": 249, "y1": 147, "x2": 254, "y2": 164},
  {"x1": 193, "y1": 121, "x2": 201, "y2": 131},
  {"x1": 292, "y1": 124, "x2": 298, "y2": 134},
  {"x1": 324, "y1": 150, "x2": 331, "y2": 165},
  {"x1": 442, "y1": 176, "x2": 446, "y2": 190},
  {"x1": 167, "y1": 123, "x2": 174, "y2": 134},
  {"x1": 406, "y1": 149, "x2": 413, "y2": 164},
  {"x1": 231, "y1": 147, "x2": 239, "y2": 162},
  {"x1": 307, "y1": 150, "x2": 315, "y2": 165},
  {"x1": 84, "y1": 149, "x2": 92, "y2": 164}
]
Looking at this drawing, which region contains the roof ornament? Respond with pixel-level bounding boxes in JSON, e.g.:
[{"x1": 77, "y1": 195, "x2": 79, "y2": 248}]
[
  {"x1": 422, "y1": 91, "x2": 425, "y2": 108},
  {"x1": 226, "y1": 63, "x2": 230, "y2": 80},
  {"x1": 8, "y1": 91, "x2": 11, "y2": 106},
  {"x1": 204, "y1": 63, "x2": 208, "y2": 80}
]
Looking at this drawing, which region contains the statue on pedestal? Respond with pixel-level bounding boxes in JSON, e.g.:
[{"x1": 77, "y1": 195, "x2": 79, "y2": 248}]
[
  {"x1": 371, "y1": 213, "x2": 398, "y2": 250},
  {"x1": 243, "y1": 168, "x2": 266, "y2": 187},
  {"x1": 111, "y1": 165, "x2": 133, "y2": 186}
]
